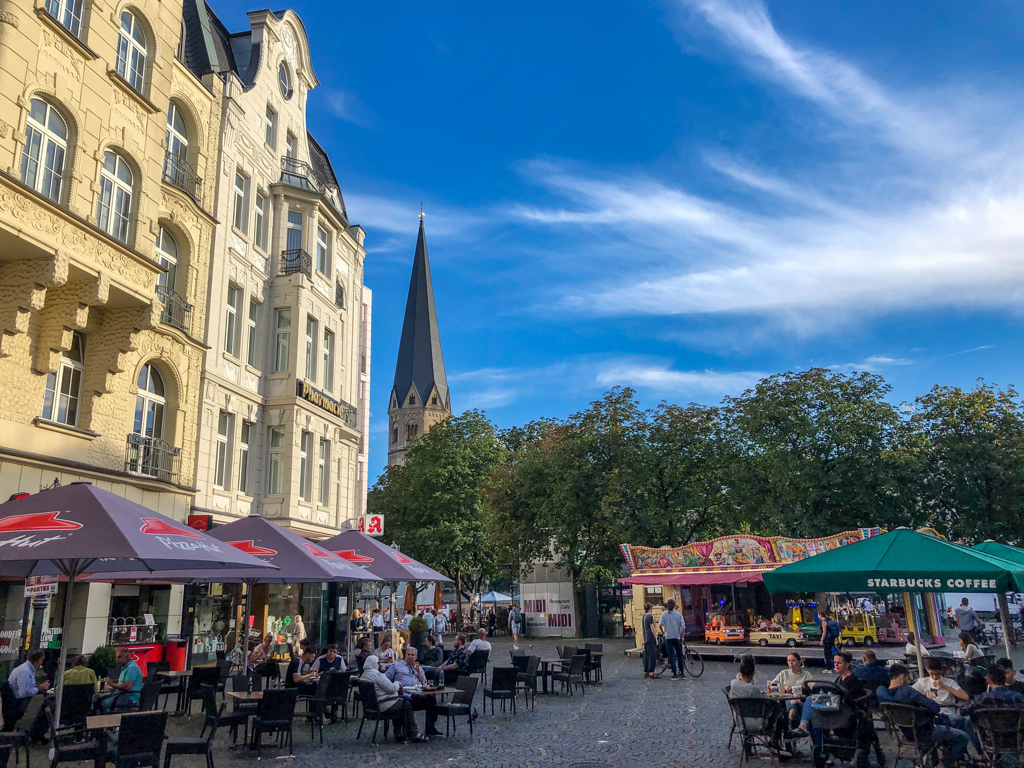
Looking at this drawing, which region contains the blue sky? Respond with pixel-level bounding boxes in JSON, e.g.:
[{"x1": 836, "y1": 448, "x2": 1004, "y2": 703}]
[{"x1": 212, "y1": 1, "x2": 1024, "y2": 483}]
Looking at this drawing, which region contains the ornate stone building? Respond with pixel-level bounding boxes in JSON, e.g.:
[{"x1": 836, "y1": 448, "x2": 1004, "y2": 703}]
[
  {"x1": 388, "y1": 216, "x2": 450, "y2": 466},
  {"x1": 188, "y1": 5, "x2": 370, "y2": 538},
  {"x1": 0, "y1": 0, "x2": 221, "y2": 652}
]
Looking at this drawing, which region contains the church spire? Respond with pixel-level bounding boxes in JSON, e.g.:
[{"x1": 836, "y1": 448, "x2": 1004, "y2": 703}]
[{"x1": 388, "y1": 215, "x2": 450, "y2": 465}]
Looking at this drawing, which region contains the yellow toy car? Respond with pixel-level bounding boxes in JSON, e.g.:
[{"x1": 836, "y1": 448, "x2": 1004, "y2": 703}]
[
  {"x1": 749, "y1": 628, "x2": 806, "y2": 647},
  {"x1": 840, "y1": 612, "x2": 879, "y2": 647}
]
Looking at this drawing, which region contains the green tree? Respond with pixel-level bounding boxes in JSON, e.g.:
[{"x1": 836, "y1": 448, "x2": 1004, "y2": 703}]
[
  {"x1": 722, "y1": 368, "x2": 912, "y2": 537},
  {"x1": 911, "y1": 381, "x2": 1024, "y2": 543},
  {"x1": 367, "y1": 410, "x2": 505, "y2": 623}
]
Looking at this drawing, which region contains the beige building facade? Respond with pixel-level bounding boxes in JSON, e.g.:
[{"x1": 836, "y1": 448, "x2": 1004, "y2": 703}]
[
  {"x1": 0, "y1": 0, "x2": 222, "y2": 653},
  {"x1": 189, "y1": 7, "x2": 370, "y2": 538}
]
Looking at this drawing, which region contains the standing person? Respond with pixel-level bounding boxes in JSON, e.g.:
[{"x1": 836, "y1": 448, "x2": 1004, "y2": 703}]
[
  {"x1": 820, "y1": 612, "x2": 841, "y2": 667},
  {"x1": 424, "y1": 608, "x2": 435, "y2": 634},
  {"x1": 641, "y1": 603, "x2": 658, "y2": 678},
  {"x1": 954, "y1": 597, "x2": 980, "y2": 639},
  {"x1": 433, "y1": 609, "x2": 447, "y2": 646},
  {"x1": 509, "y1": 603, "x2": 523, "y2": 650},
  {"x1": 370, "y1": 608, "x2": 385, "y2": 646},
  {"x1": 658, "y1": 599, "x2": 686, "y2": 680}
]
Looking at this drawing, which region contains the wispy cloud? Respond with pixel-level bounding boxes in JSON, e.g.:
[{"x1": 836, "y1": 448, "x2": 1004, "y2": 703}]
[
  {"x1": 344, "y1": 192, "x2": 486, "y2": 253},
  {"x1": 505, "y1": 1, "x2": 1024, "y2": 337},
  {"x1": 829, "y1": 355, "x2": 915, "y2": 373},
  {"x1": 320, "y1": 88, "x2": 375, "y2": 130},
  {"x1": 595, "y1": 358, "x2": 766, "y2": 396}
]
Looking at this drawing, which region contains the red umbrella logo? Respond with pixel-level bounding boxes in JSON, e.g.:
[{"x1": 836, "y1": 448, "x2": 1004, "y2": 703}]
[
  {"x1": 228, "y1": 540, "x2": 277, "y2": 556},
  {"x1": 0, "y1": 511, "x2": 83, "y2": 532},
  {"x1": 304, "y1": 543, "x2": 335, "y2": 558},
  {"x1": 394, "y1": 553, "x2": 416, "y2": 565},
  {"x1": 334, "y1": 549, "x2": 374, "y2": 564},
  {"x1": 140, "y1": 518, "x2": 203, "y2": 538}
]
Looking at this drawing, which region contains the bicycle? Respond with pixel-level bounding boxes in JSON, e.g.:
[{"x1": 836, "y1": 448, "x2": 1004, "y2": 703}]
[{"x1": 652, "y1": 638, "x2": 704, "y2": 678}]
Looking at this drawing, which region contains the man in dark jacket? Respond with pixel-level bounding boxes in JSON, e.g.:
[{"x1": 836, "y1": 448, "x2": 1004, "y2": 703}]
[{"x1": 877, "y1": 663, "x2": 969, "y2": 766}]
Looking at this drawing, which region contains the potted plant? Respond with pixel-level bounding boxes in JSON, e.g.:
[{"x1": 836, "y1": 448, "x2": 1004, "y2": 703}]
[
  {"x1": 408, "y1": 616, "x2": 428, "y2": 651},
  {"x1": 88, "y1": 646, "x2": 117, "y2": 678}
]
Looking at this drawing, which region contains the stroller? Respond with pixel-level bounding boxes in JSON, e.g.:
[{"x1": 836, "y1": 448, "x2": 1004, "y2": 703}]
[{"x1": 807, "y1": 681, "x2": 881, "y2": 768}]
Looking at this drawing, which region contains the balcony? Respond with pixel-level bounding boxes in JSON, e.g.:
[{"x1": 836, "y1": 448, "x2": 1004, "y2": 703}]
[
  {"x1": 280, "y1": 248, "x2": 312, "y2": 278},
  {"x1": 124, "y1": 434, "x2": 181, "y2": 483},
  {"x1": 280, "y1": 157, "x2": 326, "y2": 195},
  {"x1": 156, "y1": 285, "x2": 193, "y2": 335},
  {"x1": 335, "y1": 282, "x2": 345, "y2": 309},
  {"x1": 162, "y1": 152, "x2": 202, "y2": 201}
]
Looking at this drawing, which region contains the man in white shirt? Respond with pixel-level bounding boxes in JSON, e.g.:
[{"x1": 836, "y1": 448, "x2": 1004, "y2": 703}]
[
  {"x1": 467, "y1": 628, "x2": 492, "y2": 655},
  {"x1": 658, "y1": 599, "x2": 687, "y2": 679},
  {"x1": 424, "y1": 609, "x2": 435, "y2": 632},
  {"x1": 433, "y1": 610, "x2": 447, "y2": 645},
  {"x1": 7, "y1": 651, "x2": 49, "y2": 717},
  {"x1": 912, "y1": 658, "x2": 969, "y2": 715}
]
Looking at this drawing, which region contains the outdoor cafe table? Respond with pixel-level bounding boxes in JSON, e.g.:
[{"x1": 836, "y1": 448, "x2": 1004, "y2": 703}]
[
  {"x1": 86, "y1": 714, "x2": 121, "y2": 768},
  {"x1": 538, "y1": 659, "x2": 568, "y2": 694},
  {"x1": 226, "y1": 691, "x2": 264, "y2": 703},
  {"x1": 158, "y1": 669, "x2": 193, "y2": 714}
]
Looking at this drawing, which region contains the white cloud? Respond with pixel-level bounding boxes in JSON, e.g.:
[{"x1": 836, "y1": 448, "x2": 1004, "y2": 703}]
[
  {"x1": 595, "y1": 359, "x2": 766, "y2": 397},
  {"x1": 344, "y1": 192, "x2": 485, "y2": 252},
  {"x1": 320, "y1": 88, "x2": 375, "y2": 130},
  {"x1": 829, "y1": 355, "x2": 915, "y2": 373}
]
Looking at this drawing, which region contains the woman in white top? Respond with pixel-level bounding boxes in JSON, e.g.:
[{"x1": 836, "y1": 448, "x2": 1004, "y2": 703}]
[
  {"x1": 771, "y1": 652, "x2": 813, "y2": 720},
  {"x1": 959, "y1": 631, "x2": 985, "y2": 663},
  {"x1": 906, "y1": 632, "x2": 931, "y2": 657},
  {"x1": 374, "y1": 637, "x2": 396, "y2": 664}
]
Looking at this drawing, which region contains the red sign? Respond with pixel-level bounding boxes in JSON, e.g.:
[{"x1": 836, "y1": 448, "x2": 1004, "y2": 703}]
[
  {"x1": 0, "y1": 511, "x2": 82, "y2": 532},
  {"x1": 187, "y1": 515, "x2": 212, "y2": 532},
  {"x1": 394, "y1": 552, "x2": 415, "y2": 565},
  {"x1": 140, "y1": 518, "x2": 203, "y2": 538},
  {"x1": 227, "y1": 540, "x2": 277, "y2": 556},
  {"x1": 304, "y1": 543, "x2": 334, "y2": 559},
  {"x1": 359, "y1": 514, "x2": 384, "y2": 536},
  {"x1": 335, "y1": 550, "x2": 374, "y2": 564}
]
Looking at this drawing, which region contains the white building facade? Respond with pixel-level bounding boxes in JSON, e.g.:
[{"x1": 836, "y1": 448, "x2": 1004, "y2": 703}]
[{"x1": 192, "y1": 8, "x2": 370, "y2": 538}]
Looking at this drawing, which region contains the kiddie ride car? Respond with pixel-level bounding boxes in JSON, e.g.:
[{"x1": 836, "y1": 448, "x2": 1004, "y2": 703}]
[
  {"x1": 748, "y1": 622, "x2": 807, "y2": 647},
  {"x1": 839, "y1": 612, "x2": 879, "y2": 647},
  {"x1": 704, "y1": 611, "x2": 746, "y2": 644}
]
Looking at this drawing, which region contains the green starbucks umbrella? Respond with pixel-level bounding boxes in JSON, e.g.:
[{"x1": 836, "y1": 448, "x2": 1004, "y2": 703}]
[
  {"x1": 971, "y1": 540, "x2": 1024, "y2": 660},
  {"x1": 763, "y1": 528, "x2": 1024, "y2": 674}
]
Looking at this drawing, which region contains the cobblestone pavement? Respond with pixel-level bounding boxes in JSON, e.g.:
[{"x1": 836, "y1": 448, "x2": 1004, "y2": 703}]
[{"x1": 32, "y1": 637, "x2": 855, "y2": 768}]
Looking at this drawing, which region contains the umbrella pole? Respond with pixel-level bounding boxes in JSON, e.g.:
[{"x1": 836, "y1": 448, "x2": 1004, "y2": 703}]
[
  {"x1": 390, "y1": 585, "x2": 398, "y2": 652},
  {"x1": 904, "y1": 592, "x2": 924, "y2": 679},
  {"x1": 241, "y1": 581, "x2": 253, "y2": 668},
  {"x1": 53, "y1": 562, "x2": 78, "y2": 729},
  {"x1": 998, "y1": 591, "x2": 1013, "y2": 661}
]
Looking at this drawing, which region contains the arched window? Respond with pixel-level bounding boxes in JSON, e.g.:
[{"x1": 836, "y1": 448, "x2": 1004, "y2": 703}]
[
  {"x1": 165, "y1": 103, "x2": 189, "y2": 159},
  {"x1": 96, "y1": 150, "x2": 133, "y2": 243},
  {"x1": 156, "y1": 226, "x2": 178, "y2": 292},
  {"x1": 278, "y1": 62, "x2": 293, "y2": 100},
  {"x1": 20, "y1": 98, "x2": 68, "y2": 204},
  {"x1": 41, "y1": 331, "x2": 85, "y2": 426},
  {"x1": 44, "y1": 0, "x2": 84, "y2": 37},
  {"x1": 116, "y1": 11, "x2": 148, "y2": 92},
  {"x1": 133, "y1": 363, "x2": 165, "y2": 440}
]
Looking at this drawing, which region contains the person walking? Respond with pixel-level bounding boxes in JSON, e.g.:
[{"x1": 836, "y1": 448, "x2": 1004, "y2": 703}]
[
  {"x1": 955, "y1": 598, "x2": 981, "y2": 641},
  {"x1": 433, "y1": 609, "x2": 447, "y2": 646},
  {"x1": 509, "y1": 603, "x2": 523, "y2": 650},
  {"x1": 658, "y1": 599, "x2": 686, "y2": 679},
  {"x1": 820, "y1": 611, "x2": 841, "y2": 667},
  {"x1": 641, "y1": 603, "x2": 658, "y2": 678}
]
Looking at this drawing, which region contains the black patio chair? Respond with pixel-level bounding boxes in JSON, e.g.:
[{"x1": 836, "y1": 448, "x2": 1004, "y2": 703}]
[
  {"x1": 44, "y1": 708, "x2": 102, "y2": 768},
  {"x1": 878, "y1": 701, "x2": 941, "y2": 768},
  {"x1": 510, "y1": 650, "x2": 525, "y2": 663},
  {"x1": 584, "y1": 643, "x2": 603, "y2": 682},
  {"x1": 59, "y1": 684, "x2": 96, "y2": 729},
  {"x1": 552, "y1": 654, "x2": 586, "y2": 696},
  {"x1": 516, "y1": 656, "x2": 540, "y2": 710},
  {"x1": 466, "y1": 650, "x2": 489, "y2": 687},
  {"x1": 434, "y1": 676, "x2": 477, "y2": 738},
  {"x1": 355, "y1": 680, "x2": 402, "y2": 745},
  {"x1": 560, "y1": 646, "x2": 578, "y2": 661},
  {"x1": 0, "y1": 684, "x2": 18, "y2": 733},
  {"x1": 294, "y1": 673, "x2": 330, "y2": 744},
  {"x1": 137, "y1": 677, "x2": 164, "y2": 712},
  {"x1": 483, "y1": 667, "x2": 517, "y2": 716},
  {"x1": 578, "y1": 648, "x2": 593, "y2": 684},
  {"x1": 145, "y1": 662, "x2": 175, "y2": 712},
  {"x1": 113, "y1": 711, "x2": 168, "y2": 768},
  {"x1": 510, "y1": 656, "x2": 528, "y2": 676},
  {"x1": 324, "y1": 672, "x2": 350, "y2": 723},
  {"x1": 0, "y1": 739, "x2": 10, "y2": 768},
  {"x1": 971, "y1": 706, "x2": 1024, "y2": 768},
  {"x1": 0, "y1": 694, "x2": 43, "y2": 768},
  {"x1": 199, "y1": 684, "x2": 248, "y2": 746},
  {"x1": 214, "y1": 660, "x2": 231, "y2": 697},
  {"x1": 724, "y1": 688, "x2": 740, "y2": 750},
  {"x1": 729, "y1": 698, "x2": 783, "y2": 767},
  {"x1": 164, "y1": 704, "x2": 220, "y2": 768},
  {"x1": 250, "y1": 688, "x2": 297, "y2": 758},
  {"x1": 186, "y1": 666, "x2": 220, "y2": 716}
]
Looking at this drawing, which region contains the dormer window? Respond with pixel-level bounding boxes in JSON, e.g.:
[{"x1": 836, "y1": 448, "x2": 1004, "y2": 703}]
[
  {"x1": 278, "y1": 62, "x2": 293, "y2": 100},
  {"x1": 408, "y1": 394, "x2": 416, "y2": 405},
  {"x1": 431, "y1": 395, "x2": 439, "y2": 406}
]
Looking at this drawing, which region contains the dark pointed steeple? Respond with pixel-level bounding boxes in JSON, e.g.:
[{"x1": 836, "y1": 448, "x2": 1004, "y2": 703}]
[{"x1": 391, "y1": 214, "x2": 449, "y2": 411}]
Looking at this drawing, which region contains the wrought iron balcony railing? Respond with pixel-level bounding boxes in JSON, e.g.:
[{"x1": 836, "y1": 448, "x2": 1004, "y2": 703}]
[
  {"x1": 280, "y1": 157, "x2": 326, "y2": 195},
  {"x1": 162, "y1": 152, "x2": 202, "y2": 200},
  {"x1": 124, "y1": 434, "x2": 181, "y2": 483},
  {"x1": 280, "y1": 248, "x2": 312, "y2": 278},
  {"x1": 156, "y1": 285, "x2": 193, "y2": 334}
]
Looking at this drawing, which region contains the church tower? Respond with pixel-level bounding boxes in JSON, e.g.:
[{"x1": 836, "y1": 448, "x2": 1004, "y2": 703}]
[{"x1": 388, "y1": 214, "x2": 451, "y2": 466}]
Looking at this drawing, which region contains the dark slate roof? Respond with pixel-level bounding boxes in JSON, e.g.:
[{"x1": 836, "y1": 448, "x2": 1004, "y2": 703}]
[
  {"x1": 392, "y1": 219, "x2": 449, "y2": 408},
  {"x1": 181, "y1": 0, "x2": 222, "y2": 77},
  {"x1": 307, "y1": 133, "x2": 347, "y2": 219}
]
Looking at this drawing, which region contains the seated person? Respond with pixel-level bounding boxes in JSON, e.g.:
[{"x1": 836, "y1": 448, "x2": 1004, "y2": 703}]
[
  {"x1": 467, "y1": 628, "x2": 492, "y2": 655},
  {"x1": 386, "y1": 646, "x2": 441, "y2": 737},
  {"x1": 906, "y1": 632, "x2": 931, "y2": 657},
  {"x1": 374, "y1": 637, "x2": 396, "y2": 665},
  {"x1": 853, "y1": 649, "x2": 890, "y2": 689},
  {"x1": 958, "y1": 631, "x2": 984, "y2": 664},
  {"x1": 877, "y1": 663, "x2": 969, "y2": 767},
  {"x1": 962, "y1": 664, "x2": 1024, "y2": 712},
  {"x1": 313, "y1": 644, "x2": 346, "y2": 674},
  {"x1": 771, "y1": 652, "x2": 812, "y2": 723},
  {"x1": 361, "y1": 655, "x2": 425, "y2": 743},
  {"x1": 728, "y1": 656, "x2": 764, "y2": 699},
  {"x1": 99, "y1": 649, "x2": 143, "y2": 713},
  {"x1": 353, "y1": 638, "x2": 373, "y2": 672},
  {"x1": 420, "y1": 635, "x2": 443, "y2": 669},
  {"x1": 913, "y1": 658, "x2": 969, "y2": 716},
  {"x1": 6, "y1": 650, "x2": 50, "y2": 736},
  {"x1": 438, "y1": 634, "x2": 470, "y2": 683},
  {"x1": 791, "y1": 651, "x2": 866, "y2": 738},
  {"x1": 292, "y1": 638, "x2": 310, "y2": 660},
  {"x1": 63, "y1": 655, "x2": 98, "y2": 690},
  {"x1": 995, "y1": 658, "x2": 1024, "y2": 695},
  {"x1": 285, "y1": 648, "x2": 319, "y2": 696}
]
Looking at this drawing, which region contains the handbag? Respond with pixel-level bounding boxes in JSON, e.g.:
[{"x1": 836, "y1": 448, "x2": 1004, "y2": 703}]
[{"x1": 809, "y1": 692, "x2": 841, "y2": 712}]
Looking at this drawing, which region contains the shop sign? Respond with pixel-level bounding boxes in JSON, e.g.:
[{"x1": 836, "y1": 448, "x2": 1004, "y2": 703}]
[
  {"x1": 358, "y1": 514, "x2": 384, "y2": 536},
  {"x1": 297, "y1": 379, "x2": 352, "y2": 419},
  {"x1": 25, "y1": 575, "x2": 58, "y2": 597},
  {"x1": 187, "y1": 515, "x2": 213, "y2": 532}
]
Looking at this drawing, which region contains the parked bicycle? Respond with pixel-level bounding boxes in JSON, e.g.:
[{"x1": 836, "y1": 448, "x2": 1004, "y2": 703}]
[{"x1": 652, "y1": 637, "x2": 704, "y2": 677}]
